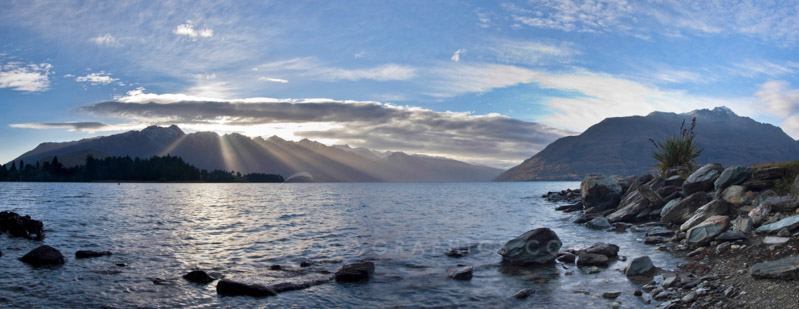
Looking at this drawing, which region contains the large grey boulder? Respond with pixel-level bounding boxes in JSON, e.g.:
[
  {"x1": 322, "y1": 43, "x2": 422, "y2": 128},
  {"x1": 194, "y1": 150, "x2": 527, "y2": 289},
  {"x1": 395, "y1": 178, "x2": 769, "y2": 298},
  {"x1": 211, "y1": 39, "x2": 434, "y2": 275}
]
[
  {"x1": 683, "y1": 163, "x2": 724, "y2": 195},
  {"x1": 498, "y1": 228, "x2": 561, "y2": 265},
  {"x1": 686, "y1": 215, "x2": 730, "y2": 245},
  {"x1": 19, "y1": 245, "x2": 66, "y2": 267},
  {"x1": 664, "y1": 175, "x2": 684, "y2": 187},
  {"x1": 661, "y1": 192, "x2": 713, "y2": 224},
  {"x1": 586, "y1": 217, "x2": 611, "y2": 230},
  {"x1": 721, "y1": 185, "x2": 756, "y2": 206},
  {"x1": 625, "y1": 256, "x2": 654, "y2": 276},
  {"x1": 606, "y1": 198, "x2": 650, "y2": 223},
  {"x1": 714, "y1": 166, "x2": 752, "y2": 191},
  {"x1": 762, "y1": 196, "x2": 799, "y2": 212},
  {"x1": 638, "y1": 185, "x2": 665, "y2": 208},
  {"x1": 750, "y1": 256, "x2": 799, "y2": 280},
  {"x1": 749, "y1": 203, "x2": 772, "y2": 226},
  {"x1": 581, "y1": 174, "x2": 623, "y2": 212},
  {"x1": 680, "y1": 200, "x2": 729, "y2": 232},
  {"x1": 755, "y1": 215, "x2": 799, "y2": 234}
]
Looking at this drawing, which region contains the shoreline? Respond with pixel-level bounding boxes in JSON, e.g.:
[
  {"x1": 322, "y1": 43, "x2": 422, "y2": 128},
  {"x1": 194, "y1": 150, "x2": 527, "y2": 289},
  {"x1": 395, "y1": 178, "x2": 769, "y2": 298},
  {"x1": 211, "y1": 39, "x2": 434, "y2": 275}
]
[{"x1": 546, "y1": 162, "x2": 799, "y2": 308}]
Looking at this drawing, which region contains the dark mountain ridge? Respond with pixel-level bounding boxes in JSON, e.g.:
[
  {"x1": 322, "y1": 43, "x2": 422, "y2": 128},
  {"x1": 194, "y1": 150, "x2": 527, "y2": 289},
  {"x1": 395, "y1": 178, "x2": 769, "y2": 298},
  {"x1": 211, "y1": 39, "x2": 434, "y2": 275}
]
[
  {"x1": 10, "y1": 125, "x2": 502, "y2": 182},
  {"x1": 496, "y1": 107, "x2": 799, "y2": 181}
]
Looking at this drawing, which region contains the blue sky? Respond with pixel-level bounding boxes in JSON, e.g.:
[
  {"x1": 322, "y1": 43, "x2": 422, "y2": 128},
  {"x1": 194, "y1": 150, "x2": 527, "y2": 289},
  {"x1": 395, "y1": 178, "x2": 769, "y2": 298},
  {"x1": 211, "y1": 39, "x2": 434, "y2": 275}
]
[{"x1": 1, "y1": 0, "x2": 798, "y2": 168}]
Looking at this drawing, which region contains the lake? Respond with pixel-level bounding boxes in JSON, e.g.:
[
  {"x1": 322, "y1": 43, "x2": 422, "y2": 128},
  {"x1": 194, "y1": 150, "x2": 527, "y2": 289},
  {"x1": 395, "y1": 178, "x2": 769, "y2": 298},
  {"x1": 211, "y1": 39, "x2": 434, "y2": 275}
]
[{"x1": 0, "y1": 182, "x2": 681, "y2": 308}]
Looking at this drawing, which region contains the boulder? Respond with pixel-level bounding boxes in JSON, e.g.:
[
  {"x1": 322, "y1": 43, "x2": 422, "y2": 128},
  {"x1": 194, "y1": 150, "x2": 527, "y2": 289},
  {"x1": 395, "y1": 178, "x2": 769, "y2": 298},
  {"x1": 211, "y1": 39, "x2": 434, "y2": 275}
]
[
  {"x1": 755, "y1": 215, "x2": 799, "y2": 234},
  {"x1": 625, "y1": 256, "x2": 654, "y2": 276},
  {"x1": 679, "y1": 200, "x2": 729, "y2": 232},
  {"x1": 586, "y1": 217, "x2": 612, "y2": 230},
  {"x1": 657, "y1": 186, "x2": 681, "y2": 198},
  {"x1": 732, "y1": 217, "x2": 753, "y2": 234},
  {"x1": 606, "y1": 199, "x2": 650, "y2": 223},
  {"x1": 183, "y1": 270, "x2": 215, "y2": 284},
  {"x1": 664, "y1": 176, "x2": 684, "y2": 187},
  {"x1": 762, "y1": 196, "x2": 799, "y2": 212},
  {"x1": 682, "y1": 163, "x2": 724, "y2": 195},
  {"x1": 216, "y1": 279, "x2": 276, "y2": 297},
  {"x1": 749, "y1": 203, "x2": 772, "y2": 226},
  {"x1": 75, "y1": 250, "x2": 112, "y2": 259},
  {"x1": 335, "y1": 262, "x2": 375, "y2": 282},
  {"x1": 583, "y1": 243, "x2": 620, "y2": 258},
  {"x1": 752, "y1": 167, "x2": 787, "y2": 181},
  {"x1": 714, "y1": 166, "x2": 752, "y2": 191},
  {"x1": 661, "y1": 192, "x2": 713, "y2": 224},
  {"x1": 580, "y1": 174, "x2": 623, "y2": 212},
  {"x1": 686, "y1": 216, "x2": 730, "y2": 245},
  {"x1": 557, "y1": 252, "x2": 577, "y2": 263},
  {"x1": 447, "y1": 265, "x2": 473, "y2": 280},
  {"x1": 721, "y1": 185, "x2": 755, "y2": 206},
  {"x1": 19, "y1": 245, "x2": 66, "y2": 267},
  {"x1": 638, "y1": 185, "x2": 665, "y2": 208},
  {"x1": 750, "y1": 256, "x2": 799, "y2": 280},
  {"x1": 498, "y1": 228, "x2": 561, "y2": 265},
  {"x1": 576, "y1": 253, "x2": 609, "y2": 267}
]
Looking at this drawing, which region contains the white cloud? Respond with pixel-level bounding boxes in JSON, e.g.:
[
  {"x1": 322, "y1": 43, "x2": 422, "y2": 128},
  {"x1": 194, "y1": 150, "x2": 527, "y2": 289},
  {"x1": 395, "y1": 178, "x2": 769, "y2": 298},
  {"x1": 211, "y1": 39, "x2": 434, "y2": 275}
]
[
  {"x1": 75, "y1": 71, "x2": 118, "y2": 85},
  {"x1": 258, "y1": 77, "x2": 288, "y2": 83},
  {"x1": 354, "y1": 51, "x2": 366, "y2": 58},
  {"x1": 90, "y1": 33, "x2": 119, "y2": 47},
  {"x1": 510, "y1": 0, "x2": 635, "y2": 33},
  {"x1": 0, "y1": 62, "x2": 53, "y2": 92},
  {"x1": 192, "y1": 73, "x2": 217, "y2": 80},
  {"x1": 451, "y1": 49, "x2": 466, "y2": 62},
  {"x1": 429, "y1": 63, "x2": 541, "y2": 97},
  {"x1": 732, "y1": 59, "x2": 799, "y2": 78},
  {"x1": 259, "y1": 57, "x2": 416, "y2": 82},
  {"x1": 174, "y1": 22, "x2": 213, "y2": 39},
  {"x1": 757, "y1": 80, "x2": 799, "y2": 116},
  {"x1": 485, "y1": 40, "x2": 577, "y2": 65}
]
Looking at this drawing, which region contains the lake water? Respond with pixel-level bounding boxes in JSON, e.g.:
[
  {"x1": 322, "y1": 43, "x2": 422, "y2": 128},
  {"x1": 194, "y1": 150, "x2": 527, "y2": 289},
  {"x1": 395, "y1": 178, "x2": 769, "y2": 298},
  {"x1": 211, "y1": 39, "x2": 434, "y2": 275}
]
[{"x1": 0, "y1": 182, "x2": 681, "y2": 308}]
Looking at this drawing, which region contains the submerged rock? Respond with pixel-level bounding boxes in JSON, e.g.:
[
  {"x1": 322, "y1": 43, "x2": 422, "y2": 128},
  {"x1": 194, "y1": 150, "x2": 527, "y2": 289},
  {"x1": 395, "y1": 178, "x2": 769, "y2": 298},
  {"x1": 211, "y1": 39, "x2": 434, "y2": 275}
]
[
  {"x1": 682, "y1": 163, "x2": 724, "y2": 195},
  {"x1": 583, "y1": 243, "x2": 620, "y2": 258},
  {"x1": 335, "y1": 262, "x2": 375, "y2": 282},
  {"x1": 580, "y1": 174, "x2": 623, "y2": 212},
  {"x1": 625, "y1": 256, "x2": 654, "y2": 276},
  {"x1": 183, "y1": 270, "x2": 215, "y2": 284},
  {"x1": 75, "y1": 250, "x2": 112, "y2": 259},
  {"x1": 513, "y1": 288, "x2": 536, "y2": 299},
  {"x1": 447, "y1": 265, "x2": 473, "y2": 280},
  {"x1": 498, "y1": 228, "x2": 561, "y2": 265},
  {"x1": 586, "y1": 217, "x2": 611, "y2": 230},
  {"x1": 751, "y1": 256, "x2": 799, "y2": 280},
  {"x1": 216, "y1": 279, "x2": 276, "y2": 297},
  {"x1": 446, "y1": 247, "x2": 470, "y2": 258},
  {"x1": 20, "y1": 245, "x2": 65, "y2": 267},
  {"x1": 576, "y1": 253, "x2": 609, "y2": 267}
]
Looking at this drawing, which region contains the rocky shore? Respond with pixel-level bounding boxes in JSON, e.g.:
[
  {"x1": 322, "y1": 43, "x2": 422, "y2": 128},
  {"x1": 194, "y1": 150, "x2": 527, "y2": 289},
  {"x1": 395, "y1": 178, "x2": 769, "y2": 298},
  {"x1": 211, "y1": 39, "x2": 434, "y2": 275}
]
[{"x1": 544, "y1": 162, "x2": 799, "y2": 308}]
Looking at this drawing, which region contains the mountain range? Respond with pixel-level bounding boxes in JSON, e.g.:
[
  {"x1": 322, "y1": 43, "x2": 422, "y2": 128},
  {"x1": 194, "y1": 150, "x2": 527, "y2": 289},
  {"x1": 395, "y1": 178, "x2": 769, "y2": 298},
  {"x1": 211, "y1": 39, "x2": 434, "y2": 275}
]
[
  {"x1": 10, "y1": 125, "x2": 503, "y2": 182},
  {"x1": 496, "y1": 106, "x2": 799, "y2": 181}
]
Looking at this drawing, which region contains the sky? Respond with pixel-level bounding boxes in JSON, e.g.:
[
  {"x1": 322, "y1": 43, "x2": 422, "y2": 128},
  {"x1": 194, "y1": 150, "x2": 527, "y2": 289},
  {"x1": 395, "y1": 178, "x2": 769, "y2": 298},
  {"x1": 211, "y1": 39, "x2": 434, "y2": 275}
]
[{"x1": 0, "y1": 0, "x2": 798, "y2": 168}]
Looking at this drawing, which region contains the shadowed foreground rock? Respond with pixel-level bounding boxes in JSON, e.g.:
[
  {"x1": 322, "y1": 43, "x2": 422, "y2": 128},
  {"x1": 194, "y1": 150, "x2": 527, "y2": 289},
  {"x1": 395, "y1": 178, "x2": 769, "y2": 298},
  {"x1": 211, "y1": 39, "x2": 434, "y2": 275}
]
[
  {"x1": 335, "y1": 262, "x2": 375, "y2": 282},
  {"x1": 0, "y1": 211, "x2": 45, "y2": 240},
  {"x1": 625, "y1": 256, "x2": 654, "y2": 276},
  {"x1": 750, "y1": 256, "x2": 799, "y2": 280},
  {"x1": 498, "y1": 228, "x2": 561, "y2": 265},
  {"x1": 20, "y1": 245, "x2": 65, "y2": 267}
]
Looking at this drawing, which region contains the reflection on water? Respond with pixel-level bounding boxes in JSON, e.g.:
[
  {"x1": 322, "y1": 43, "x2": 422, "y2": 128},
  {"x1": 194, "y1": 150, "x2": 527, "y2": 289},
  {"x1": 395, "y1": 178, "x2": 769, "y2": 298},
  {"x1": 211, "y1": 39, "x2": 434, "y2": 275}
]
[{"x1": 0, "y1": 182, "x2": 680, "y2": 307}]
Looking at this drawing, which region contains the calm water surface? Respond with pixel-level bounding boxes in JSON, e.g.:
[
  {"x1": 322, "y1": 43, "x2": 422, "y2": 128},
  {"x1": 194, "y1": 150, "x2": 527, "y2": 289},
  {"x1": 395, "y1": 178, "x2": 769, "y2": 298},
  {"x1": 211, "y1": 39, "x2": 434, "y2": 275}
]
[{"x1": 0, "y1": 182, "x2": 681, "y2": 308}]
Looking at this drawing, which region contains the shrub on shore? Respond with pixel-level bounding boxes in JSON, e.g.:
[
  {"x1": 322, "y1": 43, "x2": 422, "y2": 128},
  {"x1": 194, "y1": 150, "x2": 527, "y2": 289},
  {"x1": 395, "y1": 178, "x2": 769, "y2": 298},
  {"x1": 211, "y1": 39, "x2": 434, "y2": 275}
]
[{"x1": 649, "y1": 118, "x2": 702, "y2": 176}]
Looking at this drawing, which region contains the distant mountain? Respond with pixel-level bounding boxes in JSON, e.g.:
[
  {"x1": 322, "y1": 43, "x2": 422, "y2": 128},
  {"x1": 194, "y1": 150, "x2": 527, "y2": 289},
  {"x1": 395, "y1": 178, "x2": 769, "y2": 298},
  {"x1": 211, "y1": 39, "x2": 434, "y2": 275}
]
[
  {"x1": 496, "y1": 107, "x2": 799, "y2": 181},
  {"x1": 10, "y1": 125, "x2": 502, "y2": 182}
]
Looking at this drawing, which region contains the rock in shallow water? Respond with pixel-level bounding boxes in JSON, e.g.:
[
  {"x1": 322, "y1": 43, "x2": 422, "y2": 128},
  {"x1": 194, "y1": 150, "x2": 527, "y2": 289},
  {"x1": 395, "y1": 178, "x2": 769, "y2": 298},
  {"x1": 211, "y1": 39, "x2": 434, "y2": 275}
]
[
  {"x1": 20, "y1": 245, "x2": 65, "y2": 267},
  {"x1": 625, "y1": 256, "x2": 654, "y2": 276},
  {"x1": 576, "y1": 253, "x2": 608, "y2": 267},
  {"x1": 0, "y1": 211, "x2": 45, "y2": 240},
  {"x1": 498, "y1": 228, "x2": 561, "y2": 265},
  {"x1": 216, "y1": 279, "x2": 276, "y2": 297},
  {"x1": 513, "y1": 288, "x2": 536, "y2": 299},
  {"x1": 75, "y1": 250, "x2": 112, "y2": 259},
  {"x1": 583, "y1": 242, "x2": 620, "y2": 258},
  {"x1": 446, "y1": 265, "x2": 473, "y2": 280},
  {"x1": 335, "y1": 262, "x2": 375, "y2": 282},
  {"x1": 183, "y1": 270, "x2": 215, "y2": 284},
  {"x1": 586, "y1": 217, "x2": 611, "y2": 230}
]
